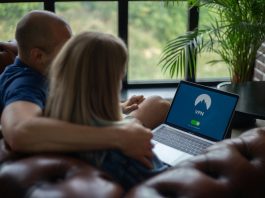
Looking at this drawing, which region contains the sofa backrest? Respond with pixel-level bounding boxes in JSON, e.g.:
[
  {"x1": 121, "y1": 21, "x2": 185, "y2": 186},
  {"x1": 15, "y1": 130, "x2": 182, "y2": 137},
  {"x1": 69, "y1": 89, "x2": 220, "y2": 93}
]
[{"x1": 0, "y1": 41, "x2": 17, "y2": 73}]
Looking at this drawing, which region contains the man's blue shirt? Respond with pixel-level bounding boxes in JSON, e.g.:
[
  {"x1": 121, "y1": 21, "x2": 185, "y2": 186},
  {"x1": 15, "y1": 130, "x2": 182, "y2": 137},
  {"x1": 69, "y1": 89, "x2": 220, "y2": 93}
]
[{"x1": 0, "y1": 57, "x2": 48, "y2": 113}]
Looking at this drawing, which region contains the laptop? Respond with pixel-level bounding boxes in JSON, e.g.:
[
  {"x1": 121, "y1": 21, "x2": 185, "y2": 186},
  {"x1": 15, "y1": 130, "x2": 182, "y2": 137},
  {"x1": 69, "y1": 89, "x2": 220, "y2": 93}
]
[{"x1": 152, "y1": 80, "x2": 239, "y2": 166}]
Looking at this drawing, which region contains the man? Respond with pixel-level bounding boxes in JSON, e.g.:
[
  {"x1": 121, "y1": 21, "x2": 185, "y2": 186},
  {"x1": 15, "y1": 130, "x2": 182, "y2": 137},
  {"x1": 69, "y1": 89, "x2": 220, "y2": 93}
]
[{"x1": 0, "y1": 11, "x2": 170, "y2": 168}]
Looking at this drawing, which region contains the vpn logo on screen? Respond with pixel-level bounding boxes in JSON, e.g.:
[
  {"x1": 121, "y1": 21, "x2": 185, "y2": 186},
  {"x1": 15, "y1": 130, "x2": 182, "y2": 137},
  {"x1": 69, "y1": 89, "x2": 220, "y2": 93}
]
[{"x1": 194, "y1": 94, "x2": 212, "y2": 116}]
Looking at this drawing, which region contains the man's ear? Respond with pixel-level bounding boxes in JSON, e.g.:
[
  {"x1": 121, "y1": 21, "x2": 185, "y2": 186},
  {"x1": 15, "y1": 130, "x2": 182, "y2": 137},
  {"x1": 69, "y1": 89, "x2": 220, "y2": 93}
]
[{"x1": 29, "y1": 47, "x2": 45, "y2": 67}]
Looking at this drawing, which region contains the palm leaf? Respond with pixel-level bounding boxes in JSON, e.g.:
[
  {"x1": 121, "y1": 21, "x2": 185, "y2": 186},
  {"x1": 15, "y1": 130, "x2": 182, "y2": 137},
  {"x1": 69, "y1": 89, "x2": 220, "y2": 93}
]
[{"x1": 159, "y1": 25, "x2": 224, "y2": 78}]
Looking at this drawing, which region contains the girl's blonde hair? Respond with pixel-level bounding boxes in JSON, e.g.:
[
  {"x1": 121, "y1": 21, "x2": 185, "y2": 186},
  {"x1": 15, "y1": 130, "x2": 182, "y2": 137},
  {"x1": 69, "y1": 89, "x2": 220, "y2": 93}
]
[{"x1": 45, "y1": 31, "x2": 128, "y2": 124}]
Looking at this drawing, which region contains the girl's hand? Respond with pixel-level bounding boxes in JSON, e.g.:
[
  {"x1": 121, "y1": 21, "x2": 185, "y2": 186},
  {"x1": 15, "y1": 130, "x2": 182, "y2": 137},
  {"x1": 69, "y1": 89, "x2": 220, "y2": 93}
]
[{"x1": 121, "y1": 95, "x2": 145, "y2": 114}]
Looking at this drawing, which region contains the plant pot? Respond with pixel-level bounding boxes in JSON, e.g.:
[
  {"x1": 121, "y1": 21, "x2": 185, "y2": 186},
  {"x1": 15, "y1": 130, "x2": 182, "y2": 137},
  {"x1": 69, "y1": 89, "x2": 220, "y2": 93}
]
[{"x1": 217, "y1": 82, "x2": 256, "y2": 129}]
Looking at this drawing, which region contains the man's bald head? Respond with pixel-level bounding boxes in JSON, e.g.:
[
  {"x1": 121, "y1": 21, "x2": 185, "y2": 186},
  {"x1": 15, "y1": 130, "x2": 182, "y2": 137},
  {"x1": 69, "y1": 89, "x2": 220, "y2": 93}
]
[{"x1": 15, "y1": 10, "x2": 72, "y2": 63}]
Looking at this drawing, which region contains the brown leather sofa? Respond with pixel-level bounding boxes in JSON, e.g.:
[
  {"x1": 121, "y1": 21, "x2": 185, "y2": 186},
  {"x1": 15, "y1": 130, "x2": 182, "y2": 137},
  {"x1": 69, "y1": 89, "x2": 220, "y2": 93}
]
[{"x1": 1, "y1": 42, "x2": 265, "y2": 197}]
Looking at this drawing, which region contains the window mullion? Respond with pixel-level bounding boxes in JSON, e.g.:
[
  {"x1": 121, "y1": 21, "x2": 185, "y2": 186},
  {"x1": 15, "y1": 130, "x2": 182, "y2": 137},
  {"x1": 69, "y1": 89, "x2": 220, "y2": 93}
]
[
  {"x1": 44, "y1": 0, "x2": 55, "y2": 12},
  {"x1": 118, "y1": 0, "x2": 128, "y2": 88},
  {"x1": 185, "y1": 4, "x2": 199, "y2": 82}
]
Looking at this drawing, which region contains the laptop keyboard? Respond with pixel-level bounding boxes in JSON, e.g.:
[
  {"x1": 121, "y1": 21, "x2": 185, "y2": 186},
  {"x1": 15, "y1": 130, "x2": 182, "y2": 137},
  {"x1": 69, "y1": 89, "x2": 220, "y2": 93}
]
[{"x1": 153, "y1": 126, "x2": 213, "y2": 155}]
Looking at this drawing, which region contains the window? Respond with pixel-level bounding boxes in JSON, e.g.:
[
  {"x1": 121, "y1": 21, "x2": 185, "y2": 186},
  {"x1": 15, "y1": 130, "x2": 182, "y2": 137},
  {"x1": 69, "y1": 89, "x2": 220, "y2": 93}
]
[{"x1": 0, "y1": 0, "x2": 225, "y2": 86}]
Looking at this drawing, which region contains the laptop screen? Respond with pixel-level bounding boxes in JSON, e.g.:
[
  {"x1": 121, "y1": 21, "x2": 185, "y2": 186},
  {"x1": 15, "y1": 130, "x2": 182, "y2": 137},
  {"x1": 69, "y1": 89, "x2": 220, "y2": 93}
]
[{"x1": 166, "y1": 81, "x2": 238, "y2": 141}]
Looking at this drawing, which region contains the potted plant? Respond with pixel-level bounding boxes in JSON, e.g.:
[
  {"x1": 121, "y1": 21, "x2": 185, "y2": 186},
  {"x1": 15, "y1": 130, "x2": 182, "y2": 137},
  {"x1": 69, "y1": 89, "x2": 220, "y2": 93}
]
[{"x1": 160, "y1": 0, "x2": 265, "y2": 83}]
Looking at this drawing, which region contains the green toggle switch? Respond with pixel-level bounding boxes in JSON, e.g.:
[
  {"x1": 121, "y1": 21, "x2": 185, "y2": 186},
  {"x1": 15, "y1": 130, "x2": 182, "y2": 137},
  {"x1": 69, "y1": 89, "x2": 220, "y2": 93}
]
[{"x1": 191, "y1": 119, "x2": 200, "y2": 126}]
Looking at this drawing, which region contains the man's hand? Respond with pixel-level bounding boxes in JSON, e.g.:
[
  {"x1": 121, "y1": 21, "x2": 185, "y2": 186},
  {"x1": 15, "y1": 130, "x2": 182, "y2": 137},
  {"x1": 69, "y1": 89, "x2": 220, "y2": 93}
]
[
  {"x1": 118, "y1": 119, "x2": 154, "y2": 169},
  {"x1": 121, "y1": 95, "x2": 145, "y2": 114}
]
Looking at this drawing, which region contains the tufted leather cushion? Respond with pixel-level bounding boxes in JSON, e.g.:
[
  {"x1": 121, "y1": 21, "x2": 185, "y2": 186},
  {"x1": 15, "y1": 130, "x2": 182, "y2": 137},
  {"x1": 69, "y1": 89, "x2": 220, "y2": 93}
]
[
  {"x1": 127, "y1": 128, "x2": 265, "y2": 198},
  {"x1": 0, "y1": 139, "x2": 124, "y2": 198}
]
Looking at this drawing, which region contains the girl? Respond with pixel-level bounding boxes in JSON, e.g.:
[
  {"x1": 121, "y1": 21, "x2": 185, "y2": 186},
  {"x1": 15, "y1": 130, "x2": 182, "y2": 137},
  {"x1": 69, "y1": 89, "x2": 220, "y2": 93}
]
[{"x1": 45, "y1": 31, "x2": 168, "y2": 189}]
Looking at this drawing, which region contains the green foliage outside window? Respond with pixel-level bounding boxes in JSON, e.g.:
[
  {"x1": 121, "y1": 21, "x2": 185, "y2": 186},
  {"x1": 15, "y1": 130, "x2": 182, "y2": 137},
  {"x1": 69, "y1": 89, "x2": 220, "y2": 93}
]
[
  {"x1": 0, "y1": 3, "x2": 42, "y2": 40},
  {"x1": 128, "y1": 1, "x2": 187, "y2": 81}
]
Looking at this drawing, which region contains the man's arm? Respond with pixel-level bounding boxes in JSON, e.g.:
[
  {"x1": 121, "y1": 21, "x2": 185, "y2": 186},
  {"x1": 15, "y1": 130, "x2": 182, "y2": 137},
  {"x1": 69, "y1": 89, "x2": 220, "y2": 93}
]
[{"x1": 1, "y1": 101, "x2": 154, "y2": 168}]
